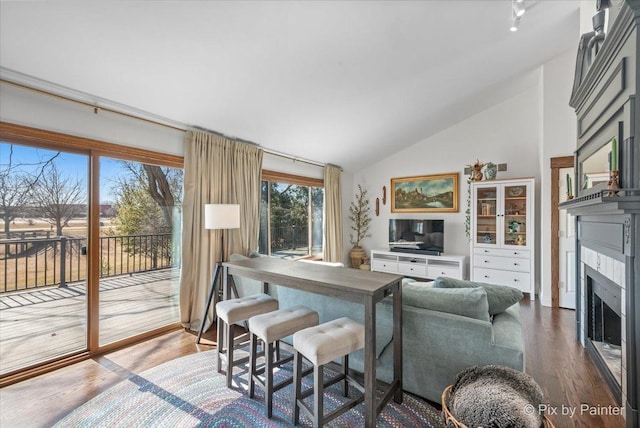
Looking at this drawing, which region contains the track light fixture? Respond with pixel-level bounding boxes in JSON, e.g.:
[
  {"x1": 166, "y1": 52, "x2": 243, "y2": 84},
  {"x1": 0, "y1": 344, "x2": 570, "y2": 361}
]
[{"x1": 510, "y1": 0, "x2": 525, "y2": 32}]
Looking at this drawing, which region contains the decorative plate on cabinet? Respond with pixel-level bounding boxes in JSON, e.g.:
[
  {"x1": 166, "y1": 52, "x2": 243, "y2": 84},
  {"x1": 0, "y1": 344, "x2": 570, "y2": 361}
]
[{"x1": 507, "y1": 186, "x2": 524, "y2": 197}]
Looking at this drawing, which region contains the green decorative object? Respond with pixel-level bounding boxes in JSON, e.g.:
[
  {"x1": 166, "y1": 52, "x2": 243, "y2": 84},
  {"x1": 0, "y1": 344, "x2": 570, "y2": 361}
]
[
  {"x1": 484, "y1": 162, "x2": 497, "y2": 180},
  {"x1": 348, "y1": 184, "x2": 372, "y2": 268}
]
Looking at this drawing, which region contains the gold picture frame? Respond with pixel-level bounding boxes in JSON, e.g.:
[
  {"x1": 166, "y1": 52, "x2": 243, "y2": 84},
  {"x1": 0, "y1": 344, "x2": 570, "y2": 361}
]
[{"x1": 391, "y1": 173, "x2": 459, "y2": 213}]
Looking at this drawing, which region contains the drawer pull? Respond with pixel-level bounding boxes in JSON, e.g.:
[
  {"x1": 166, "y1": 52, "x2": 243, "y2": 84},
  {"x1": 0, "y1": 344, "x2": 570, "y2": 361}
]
[
  {"x1": 513, "y1": 263, "x2": 519, "y2": 266},
  {"x1": 514, "y1": 279, "x2": 519, "y2": 282},
  {"x1": 513, "y1": 252, "x2": 519, "y2": 255},
  {"x1": 484, "y1": 250, "x2": 489, "y2": 253},
  {"x1": 484, "y1": 275, "x2": 490, "y2": 279},
  {"x1": 484, "y1": 260, "x2": 489, "y2": 263},
  {"x1": 441, "y1": 272, "x2": 446, "y2": 275}
]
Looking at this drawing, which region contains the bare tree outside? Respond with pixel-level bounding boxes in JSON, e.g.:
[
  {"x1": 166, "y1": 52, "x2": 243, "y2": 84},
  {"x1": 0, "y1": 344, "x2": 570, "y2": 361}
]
[
  {"x1": 109, "y1": 161, "x2": 183, "y2": 266},
  {"x1": 31, "y1": 163, "x2": 86, "y2": 236},
  {"x1": 115, "y1": 162, "x2": 182, "y2": 231},
  {"x1": 0, "y1": 144, "x2": 60, "y2": 235}
]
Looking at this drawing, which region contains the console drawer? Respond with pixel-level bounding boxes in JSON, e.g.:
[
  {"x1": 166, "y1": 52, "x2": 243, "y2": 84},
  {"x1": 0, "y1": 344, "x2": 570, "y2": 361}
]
[
  {"x1": 474, "y1": 248, "x2": 530, "y2": 259},
  {"x1": 474, "y1": 255, "x2": 530, "y2": 273},
  {"x1": 372, "y1": 260, "x2": 398, "y2": 273},
  {"x1": 427, "y1": 266, "x2": 460, "y2": 279},
  {"x1": 399, "y1": 262, "x2": 427, "y2": 277},
  {"x1": 473, "y1": 268, "x2": 531, "y2": 292}
]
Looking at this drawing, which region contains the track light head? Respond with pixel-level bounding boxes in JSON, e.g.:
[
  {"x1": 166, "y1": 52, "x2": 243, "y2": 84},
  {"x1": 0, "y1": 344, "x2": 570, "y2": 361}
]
[{"x1": 510, "y1": 16, "x2": 521, "y2": 32}]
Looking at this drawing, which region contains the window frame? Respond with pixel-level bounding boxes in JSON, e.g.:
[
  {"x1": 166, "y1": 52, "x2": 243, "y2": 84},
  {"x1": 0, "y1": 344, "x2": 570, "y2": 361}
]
[{"x1": 260, "y1": 169, "x2": 324, "y2": 259}]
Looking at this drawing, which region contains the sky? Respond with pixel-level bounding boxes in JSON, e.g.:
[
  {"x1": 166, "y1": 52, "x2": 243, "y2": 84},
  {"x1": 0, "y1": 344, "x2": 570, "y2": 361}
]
[{"x1": 1, "y1": 142, "x2": 128, "y2": 204}]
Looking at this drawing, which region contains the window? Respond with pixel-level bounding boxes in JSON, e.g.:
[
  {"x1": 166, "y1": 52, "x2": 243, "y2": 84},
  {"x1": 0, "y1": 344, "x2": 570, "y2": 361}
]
[{"x1": 259, "y1": 171, "x2": 323, "y2": 258}]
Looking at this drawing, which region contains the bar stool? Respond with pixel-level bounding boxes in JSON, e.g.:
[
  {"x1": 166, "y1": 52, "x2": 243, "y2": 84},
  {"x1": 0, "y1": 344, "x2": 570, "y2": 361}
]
[
  {"x1": 292, "y1": 317, "x2": 365, "y2": 427},
  {"x1": 216, "y1": 293, "x2": 279, "y2": 388},
  {"x1": 248, "y1": 305, "x2": 319, "y2": 418}
]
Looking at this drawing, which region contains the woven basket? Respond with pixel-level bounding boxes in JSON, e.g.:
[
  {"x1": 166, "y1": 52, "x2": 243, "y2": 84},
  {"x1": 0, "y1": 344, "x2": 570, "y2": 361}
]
[{"x1": 441, "y1": 385, "x2": 555, "y2": 428}]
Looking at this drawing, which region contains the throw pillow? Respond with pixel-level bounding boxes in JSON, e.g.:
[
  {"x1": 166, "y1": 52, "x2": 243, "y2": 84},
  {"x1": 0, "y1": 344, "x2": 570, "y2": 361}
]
[
  {"x1": 410, "y1": 281, "x2": 434, "y2": 288},
  {"x1": 433, "y1": 277, "x2": 523, "y2": 315},
  {"x1": 402, "y1": 285, "x2": 491, "y2": 322}
]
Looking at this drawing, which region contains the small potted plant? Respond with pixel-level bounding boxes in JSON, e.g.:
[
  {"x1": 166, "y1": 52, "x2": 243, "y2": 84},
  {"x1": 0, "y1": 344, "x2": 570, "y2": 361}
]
[{"x1": 348, "y1": 185, "x2": 371, "y2": 268}]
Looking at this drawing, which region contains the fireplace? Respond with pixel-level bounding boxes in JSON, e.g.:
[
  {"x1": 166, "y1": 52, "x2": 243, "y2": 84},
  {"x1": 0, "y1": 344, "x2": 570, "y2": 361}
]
[
  {"x1": 586, "y1": 268, "x2": 622, "y2": 401},
  {"x1": 564, "y1": 2, "x2": 639, "y2": 426}
]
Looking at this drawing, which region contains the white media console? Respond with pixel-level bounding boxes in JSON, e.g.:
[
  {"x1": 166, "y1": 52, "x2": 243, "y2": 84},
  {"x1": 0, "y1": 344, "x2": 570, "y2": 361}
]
[{"x1": 370, "y1": 249, "x2": 467, "y2": 280}]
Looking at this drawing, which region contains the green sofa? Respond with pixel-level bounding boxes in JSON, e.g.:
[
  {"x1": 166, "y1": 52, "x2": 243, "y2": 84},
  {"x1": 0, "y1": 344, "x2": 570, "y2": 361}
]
[{"x1": 228, "y1": 254, "x2": 524, "y2": 404}]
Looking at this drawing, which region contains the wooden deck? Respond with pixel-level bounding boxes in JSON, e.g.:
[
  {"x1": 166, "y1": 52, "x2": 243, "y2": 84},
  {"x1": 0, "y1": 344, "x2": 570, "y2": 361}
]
[{"x1": 0, "y1": 269, "x2": 180, "y2": 375}]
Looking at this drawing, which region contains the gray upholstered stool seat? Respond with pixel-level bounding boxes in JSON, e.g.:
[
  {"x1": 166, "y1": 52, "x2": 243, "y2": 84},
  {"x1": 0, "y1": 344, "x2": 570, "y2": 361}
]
[
  {"x1": 217, "y1": 293, "x2": 279, "y2": 325},
  {"x1": 292, "y1": 317, "x2": 365, "y2": 427},
  {"x1": 248, "y1": 305, "x2": 319, "y2": 418},
  {"x1": 216, "y1": 293, "x2": 278, "y2": 388}
]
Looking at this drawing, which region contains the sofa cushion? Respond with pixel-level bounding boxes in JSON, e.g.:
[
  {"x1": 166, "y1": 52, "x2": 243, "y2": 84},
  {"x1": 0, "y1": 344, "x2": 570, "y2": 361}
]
[
  {"x1": 433, "y1": 277, "x2": 523, "y2": 316},
  {"x1": 402, "y1": 285, "x2": 491, "y2": 322}
]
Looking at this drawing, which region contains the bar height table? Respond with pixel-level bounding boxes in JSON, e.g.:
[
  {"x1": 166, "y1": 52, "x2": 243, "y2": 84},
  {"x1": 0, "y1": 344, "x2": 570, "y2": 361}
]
[{"x1": 222, "y1": 257, "x2": 403, "y2": 428}]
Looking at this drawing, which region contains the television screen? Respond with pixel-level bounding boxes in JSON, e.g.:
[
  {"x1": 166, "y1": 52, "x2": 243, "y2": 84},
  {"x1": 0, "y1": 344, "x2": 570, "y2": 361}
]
[{"x1": 389, "y1": 219, "x2": 444, "y2": 253}]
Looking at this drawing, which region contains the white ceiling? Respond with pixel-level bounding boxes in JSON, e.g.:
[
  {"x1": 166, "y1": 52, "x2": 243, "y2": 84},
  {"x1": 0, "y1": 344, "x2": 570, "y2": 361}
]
[{"x1": 0, "y1": 1, "x2": 580, "y2": 171}]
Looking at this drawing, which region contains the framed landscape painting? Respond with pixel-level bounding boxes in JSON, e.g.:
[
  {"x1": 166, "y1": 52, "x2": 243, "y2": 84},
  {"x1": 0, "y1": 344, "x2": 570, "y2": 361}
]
[{"x1": 391, "y1": 173, "x2": 459, "y2": 213}]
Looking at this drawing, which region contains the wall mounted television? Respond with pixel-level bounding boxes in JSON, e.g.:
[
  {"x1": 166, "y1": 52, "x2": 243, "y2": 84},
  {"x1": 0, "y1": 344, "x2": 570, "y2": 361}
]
[{"x1": 388, "y1": 219, "x2": 444, "y2": 255}]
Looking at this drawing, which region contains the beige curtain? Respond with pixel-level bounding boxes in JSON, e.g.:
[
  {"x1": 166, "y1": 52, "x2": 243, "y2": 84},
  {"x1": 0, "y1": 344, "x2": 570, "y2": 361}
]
[
  {"x1": 323, "y1": 164, "x2": 343, "y2": 263},
  {"x1": 179, "y1": 130, "x2": 263, "y2": 332}
]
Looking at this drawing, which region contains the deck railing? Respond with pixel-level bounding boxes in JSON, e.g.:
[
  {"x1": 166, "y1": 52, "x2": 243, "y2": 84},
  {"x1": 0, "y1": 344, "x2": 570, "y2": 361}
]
[
  {"x1": 0, "y1": 233, "x2": 175, "y2": 293},
  {"x1": 270, "y1": 225, "x2": 308, "y2": 252}
]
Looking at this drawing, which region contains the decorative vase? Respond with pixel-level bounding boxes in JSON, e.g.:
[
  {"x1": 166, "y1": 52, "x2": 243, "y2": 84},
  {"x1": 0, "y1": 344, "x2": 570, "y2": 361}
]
[
  {"x1": 484, "y1": 162, "x2": 497, "y2": 180},
  {"x1": 349, "y1": 246, "x2": 366, "y2": 269}
]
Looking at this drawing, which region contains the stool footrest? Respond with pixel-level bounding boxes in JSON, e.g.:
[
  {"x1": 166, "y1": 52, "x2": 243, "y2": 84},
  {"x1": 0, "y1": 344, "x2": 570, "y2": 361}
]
[
  {"x1": 297, "y1": 395, "x2": 364, "y2": 426},
  {"x1": 298, "y1": 372, "x2": 347, "y2": 400}
]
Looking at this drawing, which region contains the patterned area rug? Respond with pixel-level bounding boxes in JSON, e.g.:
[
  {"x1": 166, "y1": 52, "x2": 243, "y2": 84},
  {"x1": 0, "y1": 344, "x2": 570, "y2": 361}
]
[{"x1": 54, "y1": 350, "x2": 445, "y2": 427}]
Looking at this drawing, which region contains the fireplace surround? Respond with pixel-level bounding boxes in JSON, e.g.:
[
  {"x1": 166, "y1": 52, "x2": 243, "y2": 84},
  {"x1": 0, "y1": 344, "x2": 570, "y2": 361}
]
[{"x1": 565, "y1": 1, "x2": 639, "y2": 426}]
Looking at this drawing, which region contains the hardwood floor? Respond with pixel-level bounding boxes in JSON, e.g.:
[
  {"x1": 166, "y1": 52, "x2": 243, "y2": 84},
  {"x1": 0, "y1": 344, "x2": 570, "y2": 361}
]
[{"x1": 0, "y1": 300, "x2": 625, "y2": 428}]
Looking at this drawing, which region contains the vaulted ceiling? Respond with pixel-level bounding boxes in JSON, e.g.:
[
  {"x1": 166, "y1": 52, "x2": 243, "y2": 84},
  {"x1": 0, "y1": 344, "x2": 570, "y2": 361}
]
[{"x1": 0, "y1": 1, "x2": 580, "y2": 171}]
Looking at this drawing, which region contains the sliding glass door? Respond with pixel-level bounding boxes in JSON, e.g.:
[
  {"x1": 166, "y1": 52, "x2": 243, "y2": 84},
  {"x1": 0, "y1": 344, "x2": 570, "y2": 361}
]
[
  {"x1": 0, "y1": 125, "x2": 184, "y2": 380},
  {"x1": 0, "y1": 142, "x2": 88, "y2": 374},
  {"x1": 98, "y1": 157, "x2": 182, "y2": 346}
]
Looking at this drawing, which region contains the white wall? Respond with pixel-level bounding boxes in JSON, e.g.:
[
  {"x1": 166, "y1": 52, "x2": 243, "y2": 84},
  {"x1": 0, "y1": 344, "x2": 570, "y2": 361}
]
[
  {"x1": 0, "y1": 82, "x2": 185, "y2": 155},
  {"x1": 353, "y1": 81, "x2": 542, "y2": 271},
  {"x1": 352, "y1": 51, "x2": 577, "y2": 303},
  {"x1": 538, "y1": 50, "x2": 578, "y2": 306}
]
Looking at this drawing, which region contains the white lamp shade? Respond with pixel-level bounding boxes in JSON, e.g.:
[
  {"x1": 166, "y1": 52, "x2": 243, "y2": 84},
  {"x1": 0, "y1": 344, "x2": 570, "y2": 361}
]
[{"x1": 204, "y1": 204, "x2": 240, "y2": 230}]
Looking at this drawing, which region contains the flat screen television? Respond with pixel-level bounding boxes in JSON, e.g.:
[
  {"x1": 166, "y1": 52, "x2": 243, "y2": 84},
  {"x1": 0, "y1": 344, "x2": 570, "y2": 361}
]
[{"x1": 388, "y1": 219, "x2": 444, "y2": 254}]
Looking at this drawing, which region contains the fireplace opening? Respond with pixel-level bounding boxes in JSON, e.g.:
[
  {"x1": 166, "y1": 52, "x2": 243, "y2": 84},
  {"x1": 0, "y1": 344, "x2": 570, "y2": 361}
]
[{"x1": 586, "y1": 271, "x2": 622, "y2": 398}]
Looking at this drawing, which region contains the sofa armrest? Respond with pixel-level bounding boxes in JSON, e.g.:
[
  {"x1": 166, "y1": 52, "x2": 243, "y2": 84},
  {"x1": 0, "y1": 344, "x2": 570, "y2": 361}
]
[
  {"x1": 491, "y1": 303, "x2": 524, "y2": 352},
  {"x1": 372, "y1": 303, "x2": 523, "y2": 403}
]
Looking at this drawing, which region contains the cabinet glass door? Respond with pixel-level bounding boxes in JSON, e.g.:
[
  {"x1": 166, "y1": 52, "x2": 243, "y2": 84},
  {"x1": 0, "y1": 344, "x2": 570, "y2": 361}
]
[
  {"x1": 475, "y1": 186, "x2": 498, "y2": 245},
  {"x1": 503, "y1": 184, "x2": 528, "y2": 246}
]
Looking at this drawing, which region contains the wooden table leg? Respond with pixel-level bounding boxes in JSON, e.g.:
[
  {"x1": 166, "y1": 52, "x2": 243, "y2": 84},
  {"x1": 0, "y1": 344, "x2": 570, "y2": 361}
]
[
  {"x1": 222, "y1": 266, "x2": 229, "y2": 300},
  {"x1": 393, "y1": 280, "x2": 403, "y2": 403},
  {"x1": 364, "y1": 297, "x2": 376, "y2": 428}
]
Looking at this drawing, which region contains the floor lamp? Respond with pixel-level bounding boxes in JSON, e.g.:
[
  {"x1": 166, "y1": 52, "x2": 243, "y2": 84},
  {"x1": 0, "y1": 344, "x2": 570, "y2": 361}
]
[{"x1": 196, "y1": 203, "x2": 240, "y2": 344}]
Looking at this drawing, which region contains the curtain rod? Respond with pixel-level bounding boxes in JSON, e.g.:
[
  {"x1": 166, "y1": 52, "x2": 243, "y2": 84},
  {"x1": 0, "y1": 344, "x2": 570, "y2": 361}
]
[{"x1": 0, "y1": 76, "x2": 330, "y2": 169}]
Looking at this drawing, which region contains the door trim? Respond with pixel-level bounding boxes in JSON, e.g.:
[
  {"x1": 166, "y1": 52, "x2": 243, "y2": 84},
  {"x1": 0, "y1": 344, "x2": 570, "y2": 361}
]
[{"x1": 550, "y1": 156, "x2": 574, "y2": 308}]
